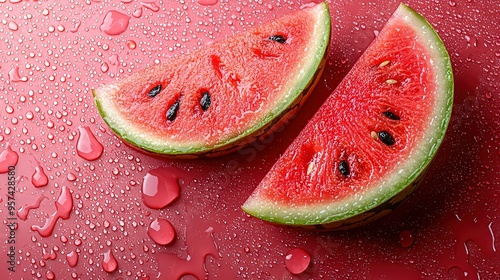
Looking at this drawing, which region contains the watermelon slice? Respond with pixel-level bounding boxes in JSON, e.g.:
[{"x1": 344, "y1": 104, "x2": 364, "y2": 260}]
[
  {"x1": 93, "y1": 3, "x2": 330, "y2": 157},
  {"x1": 242, "y1": 4, "x2": 454, "y2": 230}
]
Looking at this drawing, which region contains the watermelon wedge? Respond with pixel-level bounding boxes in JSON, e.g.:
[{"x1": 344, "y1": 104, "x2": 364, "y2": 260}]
[
  {"x1": 242, "y1": 4, "x2": 454, "y2": 230},
  {"x1": 93, "y1": 3, "x2": 330, "y2": 157}
]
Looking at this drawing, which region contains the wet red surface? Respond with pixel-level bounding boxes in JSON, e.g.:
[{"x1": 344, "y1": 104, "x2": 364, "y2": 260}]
[{"x1": 0, "y1": 0, "x2": 499, "y2": 279}]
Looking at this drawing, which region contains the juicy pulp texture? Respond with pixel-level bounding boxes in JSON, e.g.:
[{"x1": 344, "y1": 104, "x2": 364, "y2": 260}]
[
  {"x1": 242, "y1": 3, "x2": 453, "y2": 228},
  {"x1": 93, "y1": 2, "x2": 331, "y2": 156}
]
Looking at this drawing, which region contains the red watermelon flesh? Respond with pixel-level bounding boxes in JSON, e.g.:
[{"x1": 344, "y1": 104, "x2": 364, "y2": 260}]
[
  {"x1": 93, "y1": 2, "x2": 330, "y2": 157},
  {"x1": 242, "y1": 3, "x2": 454, "y2": 229}
]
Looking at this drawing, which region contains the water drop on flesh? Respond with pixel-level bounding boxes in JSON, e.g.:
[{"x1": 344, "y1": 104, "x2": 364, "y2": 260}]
[
  {"x1": 100, "y1": 10, "x2": 130, "y2": 35},
  {"x1": 142, "y1": 167, "x2": 181, "y2": 209},
  {"x1": 0, "y1": 145, "x2": 19, "y2": 173},
  {"x1": 76, "y1": 126, "x2": 104, "y2": 161},
  {"x1": 148, "y1": 218, "x2": 176, "y2": 245},
  {"x1": 285, "y1": 248, "x2": 311, "y2": 275}
]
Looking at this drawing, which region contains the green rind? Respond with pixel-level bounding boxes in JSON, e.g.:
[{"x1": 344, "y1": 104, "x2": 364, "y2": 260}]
[
  {"x1": 93, "y1": 3, "x2": 331, "y2": 157},
  {"x1": 242, "y1": 3, "x2": 454, "y2": 228}
]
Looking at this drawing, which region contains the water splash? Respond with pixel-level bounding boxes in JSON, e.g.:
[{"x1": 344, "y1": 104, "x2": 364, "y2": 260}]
[
  {"x1": 31, "y1": 186, "x2": 73, "y2": 237},
  {"x1": 156, "y1": 221, "x2": 219, "y2": 279},
  {"x1": 444, "y1": 213, "x2": 496, "y2": 279},
  {"x1": 8, "y1": 67, "x2": 27, "y2": 82},
  {"x1": 17, "y1": 195, "x2": 46, "y2": 221}
]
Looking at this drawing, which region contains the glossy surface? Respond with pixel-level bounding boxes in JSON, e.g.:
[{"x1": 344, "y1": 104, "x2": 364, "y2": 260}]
[{"x1": 0, "y1": 0, "x2": 499, "y2": 279}]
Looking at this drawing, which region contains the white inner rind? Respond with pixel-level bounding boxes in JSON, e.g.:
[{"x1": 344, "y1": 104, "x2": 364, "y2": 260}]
[
  {"x1": 242, "y1": 3, "x2": 454, "y2": 225},
  {"x1": 93, "y1": 3, "x2": 331, "y2": 155}
]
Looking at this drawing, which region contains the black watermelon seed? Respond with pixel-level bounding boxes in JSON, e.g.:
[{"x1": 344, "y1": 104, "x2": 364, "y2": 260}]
[
  {"x1": 200, "y1": 91, "x2": 211, "y2": 111},
  {"x1": 148, "y1": 84, "x2": 162, "y2": 97},
  {"x1": 339, "y1": 160, "x2": 350, "y2": 178},
  {"x1": 383, "y1": 111, "x2": 400, "y2": 120},
  {"x1": 378, "y1": 131, "x2": 395, "y2": 146},
  {"x1": 166, "y1": 100, "x2": 180, "y2": 121},
  {"x1": 268, "y1": 34, "x2": 287, "y2": 44}
]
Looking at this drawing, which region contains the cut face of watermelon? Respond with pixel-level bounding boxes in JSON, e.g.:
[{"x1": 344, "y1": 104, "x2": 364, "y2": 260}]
[
  {"x1": 93, "y1": 2, "x2": 331, "y2": 157},
  {"x1": 242, "y1": 4, "x2": 454, "y2": 229}
]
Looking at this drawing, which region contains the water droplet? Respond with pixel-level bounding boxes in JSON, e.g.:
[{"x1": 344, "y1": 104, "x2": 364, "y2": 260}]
[
  {"x1": 70, "y1": 20, "x2": 81, "y2": 33},
  {"x1": 445, "y1": 213, "x2": 496, "y2": 277},
  {"x1": 17, "y1": 195, "x2": 46, "y2": 221},
  {"x1": 31, "y1": 186, "x2": 73, "y2": 237},
  {"x1": 43, "y1": 247, "x2": 57, "y2": 260},
  {"x1": 67, "y1": 173, "x2": 77, "y2": 181},
  {"x1": 156, "y1": 221, "x2": 219, "y2": 279},
  {"x1": 32, "y1": 165, "x2": 49, "y2": 188},
  {"x1": 100, "y1": 10, "x2": 130, "y2": 35},
  {"x1": 126, "y1": 40, "x2": 137, "y2": 49},
  {"x1": 46, "y1": 270, "x2": 55, "y2": 280},
  {"x1": 133, "y1": 8, "x2": 143, "y2": 18},
  {"x1": 0, "y1": 145, "x2": 19, "y2": 173},
  {"x1": 26, "y1": 111, "x2": 34, "y2": 120},
  {"x1": 6, "y1": 105, "x2": 14, "y2": 114},
  {"x1": 198, "y1": 0, "x2": 218, "y2": 6},
  {"x1": 399, "y1": 230, "x2": 414, "y2": 248},
  {"x1": 76, "y1": 126, "x2": 104, "y2": 161},
  {"x1": 285, "y1": 248, "x2": 311, "y2": 275},
  {"x1": 9, "y1": 67, "x2": 27, "y2": 82},
  {"x1": 66, "y1": 251, "x2": 79, "y2": 267},
  {"x1": 148, "y1": 218, "x2": 176, "y2": 245},
  {"x1": 101, "y1": 62, "x2": 109, "y2": 73},
  {"x1": 108, "y1": 54, "x2": 119, "y2": 66},
  {"x1": 142, "y1": 167, "x2": 181, "y2": 209},
  {"x1": 140, "y1": 1, "x2": 160, "y2": 12},
  {"x1": 102, "y1": 249, "x2": 118, "y2": 273},
  {"x1": 8, "y1": 21, "x2": 18, "y2": 31}
]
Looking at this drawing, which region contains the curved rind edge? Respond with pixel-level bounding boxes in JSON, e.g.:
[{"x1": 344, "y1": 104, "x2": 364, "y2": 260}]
[
  {"x1": 93, "y1": 2, "x2": 331, "y2": 158},
  {"x1": 242, "y1": 3, "x2": 454, "y2": 229}
]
